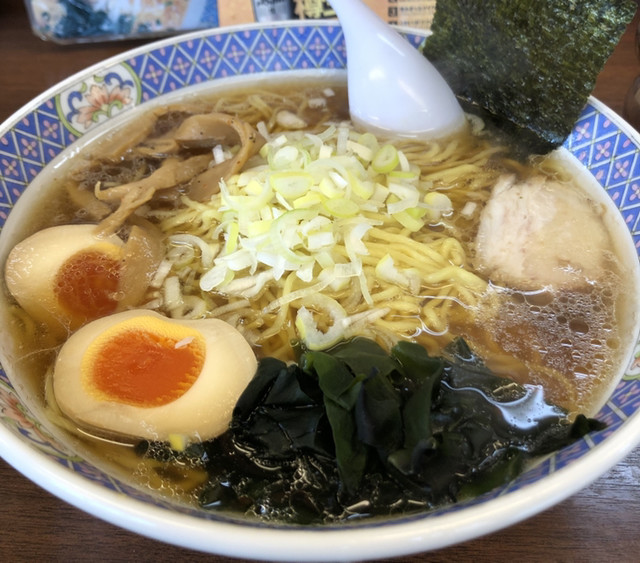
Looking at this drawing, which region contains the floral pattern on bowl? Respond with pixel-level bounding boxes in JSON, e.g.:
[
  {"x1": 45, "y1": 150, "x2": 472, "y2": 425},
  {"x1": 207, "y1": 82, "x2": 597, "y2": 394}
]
[{"x1": 56, "y1": 62, "x2": 141, "y2": 137}]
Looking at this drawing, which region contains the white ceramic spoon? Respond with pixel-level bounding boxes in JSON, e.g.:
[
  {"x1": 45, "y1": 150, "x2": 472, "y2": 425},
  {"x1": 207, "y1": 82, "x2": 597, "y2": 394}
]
[{"x1": 330, "y1": 0, "x2": 466, "y2": 139}]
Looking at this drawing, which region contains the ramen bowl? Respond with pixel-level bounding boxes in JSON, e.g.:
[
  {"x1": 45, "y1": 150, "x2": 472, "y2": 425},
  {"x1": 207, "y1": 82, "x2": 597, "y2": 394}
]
[{"x1": 1, "y1": 21, "x2": 640, "y2": 562}]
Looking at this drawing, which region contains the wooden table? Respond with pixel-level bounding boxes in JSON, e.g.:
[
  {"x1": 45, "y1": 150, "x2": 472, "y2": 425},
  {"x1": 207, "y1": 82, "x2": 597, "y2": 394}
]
[{"x1": 1, "y1": 1, "x2": 639, "y2": 561}]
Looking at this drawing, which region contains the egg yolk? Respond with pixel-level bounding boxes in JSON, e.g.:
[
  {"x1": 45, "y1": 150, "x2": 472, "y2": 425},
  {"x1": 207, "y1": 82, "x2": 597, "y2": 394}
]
[
  {"x1": 81, "y1": 317, "x2": 206, "y2": 408},
  {"x1": 54, "y1": 249, "x2": 121, "y2": 324}
]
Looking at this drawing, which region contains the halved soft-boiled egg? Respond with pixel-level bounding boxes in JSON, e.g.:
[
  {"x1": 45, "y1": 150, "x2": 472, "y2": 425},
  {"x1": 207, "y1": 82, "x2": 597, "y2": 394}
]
[
  {"x1": 4, "y1": 223, "x2": 162, "y2": 336},
  {"x1": 52, "y1": 309, "x2": 257, "y2": 442}
]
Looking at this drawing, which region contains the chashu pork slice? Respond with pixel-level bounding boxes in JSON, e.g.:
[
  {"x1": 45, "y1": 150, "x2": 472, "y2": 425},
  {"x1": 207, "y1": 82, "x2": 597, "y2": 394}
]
[{"x1": 474, "y1": 174, "x2": 611, "y2": 290}]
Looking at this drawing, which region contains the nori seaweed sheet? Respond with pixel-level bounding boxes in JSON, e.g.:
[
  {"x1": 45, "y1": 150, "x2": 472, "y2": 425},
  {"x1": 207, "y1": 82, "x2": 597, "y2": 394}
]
[{"x1": 422, "y1": 0, "x2": 636, "y2": 153}]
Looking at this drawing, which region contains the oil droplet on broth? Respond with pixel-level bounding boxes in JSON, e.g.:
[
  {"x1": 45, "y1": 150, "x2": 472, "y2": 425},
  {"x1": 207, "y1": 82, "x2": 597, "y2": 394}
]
[
  {"x1": 569, "y1": 317, "x2": 590, "y2": 335},
  {"x1": 131, "y1": 457, "x2": 207, "y2": 504},
  {"x1": 462, "y1": 273, "x2": 626, "y2": 414}
]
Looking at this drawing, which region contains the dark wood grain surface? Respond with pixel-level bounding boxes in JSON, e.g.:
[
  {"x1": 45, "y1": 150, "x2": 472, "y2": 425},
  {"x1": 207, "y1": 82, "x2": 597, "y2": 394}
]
[{"x1": 1, "y1": 1, "x2": 639, "y2": 561}]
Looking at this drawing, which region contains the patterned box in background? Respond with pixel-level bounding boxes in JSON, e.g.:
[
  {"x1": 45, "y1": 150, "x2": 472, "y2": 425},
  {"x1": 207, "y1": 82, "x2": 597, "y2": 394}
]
[{"x1": 24, "y1": 0, "x2": 436, "y2": 44}]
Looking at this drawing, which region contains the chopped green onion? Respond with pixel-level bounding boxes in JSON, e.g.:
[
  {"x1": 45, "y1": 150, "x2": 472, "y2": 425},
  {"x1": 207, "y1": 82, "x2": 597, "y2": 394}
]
[
  {"x1": 388, "y1": 169, "x2": 419, "y2": 181},
  {"x1": 323, "y1": 197, "x2": 360, "y2": 218},
  {"x1": 357, "y1": 132, "x2": 379, "y2": 154},
  {"x1": 271, "y1": 145, "x2": 300, "y2": 169},
  {"x1": 372, "y1": 144, "x2": 399, "y2": 173},
  {"x1": 375, "y1": 254, "x2": 421, "y2": 293},
  {"x1": 392, "y1": 210, "x2": 426, "y2": 232},
  {"x1": 270, "y1": 171, "x2": 314, "y2": 199},
  {"x1": 318, "y1": 176, "x2": 343, "y2": 199},
  {"x1": 318, "y1": 144, "x2": 333, "y2": 159},
  {"x1": 424, "y1": 191, "x2": 453, "y2": 221},
  {"x1": 350, "y1": 175, "x2": 375, "y2": 200},
  {"x1": 224, "y1": 222, "x2": 240, "y2": 253},
  {"x1": 270, "y1": 209, "x2": 316, "y2": 264},
  {"x1": 346, "y1": 139, "x2": 374, "y2": 162},
  {"x1": 193, "y1": 125, "x2": 461, "y2": 338},
  {"x1": 293, "y1": 191, "x2": 323, "y2": 209},
  {"x1": 295, "y1": 294, "x2": 348, "y2": 350}
]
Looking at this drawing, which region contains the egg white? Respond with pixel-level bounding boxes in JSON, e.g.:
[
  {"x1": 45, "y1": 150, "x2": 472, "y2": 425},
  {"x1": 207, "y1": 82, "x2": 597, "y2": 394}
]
[
  {"x1": 4, "y1": 224, "x2": 125, "y2": 335},
  {"x1": 52, "y1": 309, "x2": 257, "y2": 442}
]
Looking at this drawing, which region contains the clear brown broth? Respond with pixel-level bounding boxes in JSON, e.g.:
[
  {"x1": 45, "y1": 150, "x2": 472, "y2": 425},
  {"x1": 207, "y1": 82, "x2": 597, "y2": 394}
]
[{"x1": 1, "y1": 79, "x2": 637, "y2": 505}]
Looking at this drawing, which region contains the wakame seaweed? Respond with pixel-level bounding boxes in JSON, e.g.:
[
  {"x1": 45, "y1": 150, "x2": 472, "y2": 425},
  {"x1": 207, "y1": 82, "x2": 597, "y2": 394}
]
[
  {"x1": 138, "y1": 338, "x2": 605, "y2": 524},
  {"x1": 422, "y1": 0, "x2": 636, "y2": 153}
]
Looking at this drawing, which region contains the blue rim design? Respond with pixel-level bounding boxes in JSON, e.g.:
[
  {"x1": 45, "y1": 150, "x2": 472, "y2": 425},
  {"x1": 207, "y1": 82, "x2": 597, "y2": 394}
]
[{"x1": 0, "y1": 21, "x2": 639, "y2": 531}]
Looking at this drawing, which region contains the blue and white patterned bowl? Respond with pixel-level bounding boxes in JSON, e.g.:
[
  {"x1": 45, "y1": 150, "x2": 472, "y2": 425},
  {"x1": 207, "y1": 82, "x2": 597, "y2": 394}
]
[{"x1": 1, "y1": 21, "x2": 640, "y2": 561}]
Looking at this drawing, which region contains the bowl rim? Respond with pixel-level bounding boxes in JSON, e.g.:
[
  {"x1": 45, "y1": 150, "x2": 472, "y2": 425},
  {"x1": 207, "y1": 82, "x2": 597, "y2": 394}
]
[
  {"x1": 1, "y1": 19, "x2": 640, "y2": 561},
  {"x1": 0, "y1": 19, "x2": 348, "y2": 134},
  {"x1": 2, "y1": 406, "x2": 639, "y2": 561}
]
